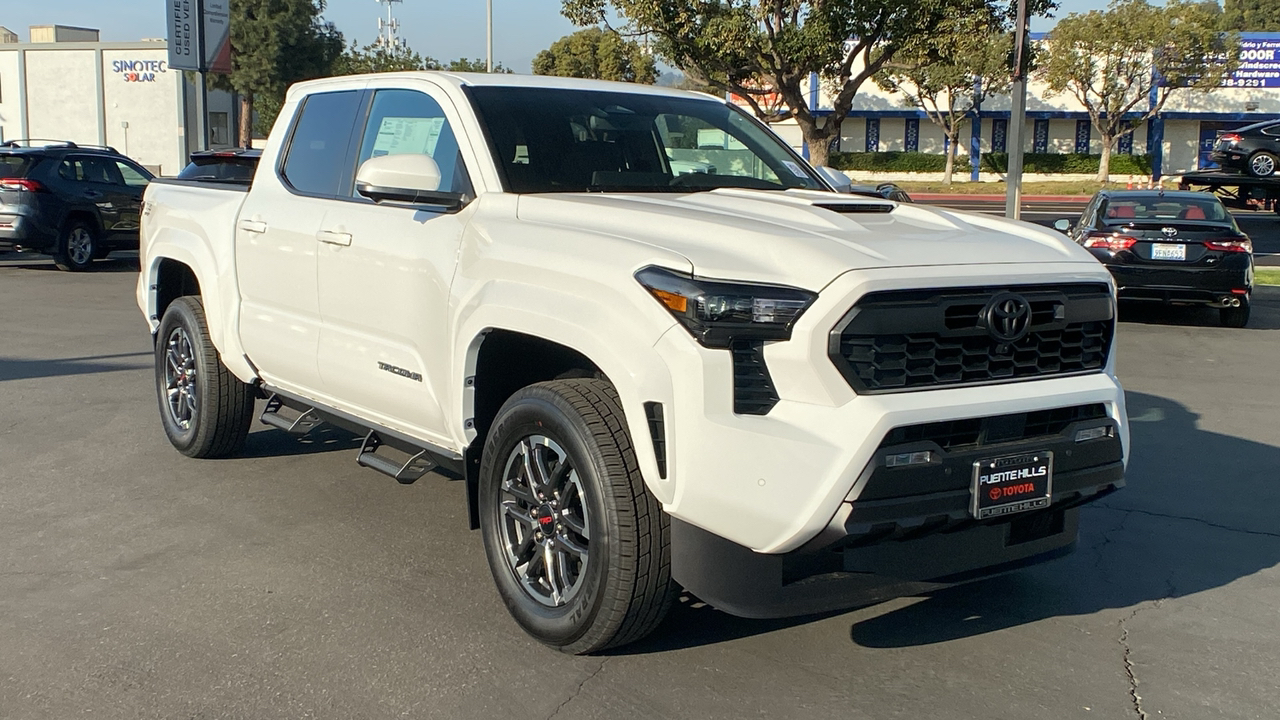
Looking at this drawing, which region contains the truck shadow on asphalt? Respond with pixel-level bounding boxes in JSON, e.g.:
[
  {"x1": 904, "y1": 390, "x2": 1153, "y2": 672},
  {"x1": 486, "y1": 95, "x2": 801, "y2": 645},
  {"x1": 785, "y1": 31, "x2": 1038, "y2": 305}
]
[
  {"x1": 1118, "y1": 285, "x2": 1280, "y2": 330},
  {"x1": 234, "y1": 421, "x2": 365, "y2": 459},
  {"x1": 0, "y1": 256, "x2": 141, "y2": 274},
  {"x1": 613, "y1": 390, "x2": 1280, "y2": 653},
  {"x1": 846, "y1": 390, "x2": 1280, "y2": 649},
  {"x1": 0, "y1": 352, "x2": 152, "y2": 382}
]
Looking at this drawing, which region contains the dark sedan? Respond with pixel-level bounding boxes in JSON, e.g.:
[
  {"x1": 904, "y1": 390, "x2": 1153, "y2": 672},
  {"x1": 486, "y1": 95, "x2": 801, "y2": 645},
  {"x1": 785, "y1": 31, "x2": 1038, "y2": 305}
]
[
  {"x1": 1209, "y1": 119, "x2": 1280, "y2": 177},
  {"x1": 1055, "y1": 190, "x2": 1254, "y2": 327}
]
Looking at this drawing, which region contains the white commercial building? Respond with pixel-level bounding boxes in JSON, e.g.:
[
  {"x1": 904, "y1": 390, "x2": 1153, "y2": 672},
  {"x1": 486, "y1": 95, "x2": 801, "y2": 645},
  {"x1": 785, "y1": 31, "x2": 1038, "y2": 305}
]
[{"x1": 0, "y1": 29, "x2": 235, "y2": 176}]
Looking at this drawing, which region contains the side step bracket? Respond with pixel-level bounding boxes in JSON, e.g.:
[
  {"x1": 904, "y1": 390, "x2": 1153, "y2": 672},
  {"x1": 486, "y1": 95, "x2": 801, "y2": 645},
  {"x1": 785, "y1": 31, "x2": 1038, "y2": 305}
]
[
  {"x1": 356, "y1": 430, "x2": 436, "y2": 484},
  {"x1": 260, "y1": 394, "x2": 324, "y2": 436}
]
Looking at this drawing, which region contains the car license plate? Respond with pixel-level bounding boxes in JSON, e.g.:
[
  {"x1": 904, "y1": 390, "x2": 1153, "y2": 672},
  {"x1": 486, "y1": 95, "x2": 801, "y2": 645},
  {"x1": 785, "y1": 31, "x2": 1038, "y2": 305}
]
[
  {"x1": 971, "y1": 451, "x2": 1053, "y2": 519},
  {"x1": 1151, "y1": 243, "x2": 1186, "y2": 261}
]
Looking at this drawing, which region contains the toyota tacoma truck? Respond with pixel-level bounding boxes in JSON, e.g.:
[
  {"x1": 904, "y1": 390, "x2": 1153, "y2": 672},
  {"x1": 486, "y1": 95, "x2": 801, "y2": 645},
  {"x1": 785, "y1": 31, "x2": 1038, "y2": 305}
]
[{"x1": 137, "y1": 72, "x2": 1128, "y2": 654}]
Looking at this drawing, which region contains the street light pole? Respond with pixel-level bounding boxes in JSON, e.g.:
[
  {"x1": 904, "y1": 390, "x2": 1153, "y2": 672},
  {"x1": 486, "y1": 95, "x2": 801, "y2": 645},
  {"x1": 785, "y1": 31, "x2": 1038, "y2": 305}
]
[
  {"x1": 1004, "y1": 0, "x2": 1029, "y2": 220},
  {"x1": 486, "y1": 0, "x2": 493, "y2": 72}
]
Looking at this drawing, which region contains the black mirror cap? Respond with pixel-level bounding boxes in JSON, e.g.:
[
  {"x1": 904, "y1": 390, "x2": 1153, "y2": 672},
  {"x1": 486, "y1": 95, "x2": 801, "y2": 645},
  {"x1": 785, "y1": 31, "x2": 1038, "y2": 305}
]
[{"x1": 356, "y1": 182, "x2": 465, "y2": 212}]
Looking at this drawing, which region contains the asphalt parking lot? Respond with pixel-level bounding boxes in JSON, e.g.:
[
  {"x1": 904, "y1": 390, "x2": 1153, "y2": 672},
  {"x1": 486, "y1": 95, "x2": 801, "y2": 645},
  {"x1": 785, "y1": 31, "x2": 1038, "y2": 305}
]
[{"x1": 2, "y1": 254, "x2": 1279, "y2": 720}]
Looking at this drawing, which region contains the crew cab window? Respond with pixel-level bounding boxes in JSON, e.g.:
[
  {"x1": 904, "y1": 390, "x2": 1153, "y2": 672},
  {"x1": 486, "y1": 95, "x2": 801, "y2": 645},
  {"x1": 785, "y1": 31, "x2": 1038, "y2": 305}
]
[
  {"x1": 353, "y1": 88, "x2": 471, "y2": 197},
  {"x1": 281, "y1": 90, "x2": 362, "y2": 197}
]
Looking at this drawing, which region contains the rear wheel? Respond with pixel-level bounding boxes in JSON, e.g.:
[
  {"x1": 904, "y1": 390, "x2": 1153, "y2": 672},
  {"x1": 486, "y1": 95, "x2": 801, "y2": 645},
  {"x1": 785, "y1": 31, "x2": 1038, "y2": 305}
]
[
  {"x1": 479, "y1": 378, "x2": 674, "y2": 654},
  {"x1": 155, "y1": 296, "x2": 255, "y2": 457},
  {"x1": 1221, "y1": 296, "x2": 1251, "y2": 328},
  {"x1": 53, "y1": 220, "x2": 96, "y2": 272},
  {"x1": 1248, "y1": 151, "x2": 1277, "y2": 178}
]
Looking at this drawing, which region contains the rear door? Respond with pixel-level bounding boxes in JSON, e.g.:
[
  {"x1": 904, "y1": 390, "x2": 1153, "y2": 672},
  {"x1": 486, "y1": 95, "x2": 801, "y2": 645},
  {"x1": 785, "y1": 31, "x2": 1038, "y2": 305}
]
[
  {"x1": 109, "y1": 159, "x2": 152, "y2": 240},
  {"x1": 58, "y1": 155, "x2": 121, "y2": 236},
  {"x1": 236, "y1": 88, "x2": 365, "y2": 395},
  {"x1": 315, "y1": 83, "x2": 476, "y2": 444}
]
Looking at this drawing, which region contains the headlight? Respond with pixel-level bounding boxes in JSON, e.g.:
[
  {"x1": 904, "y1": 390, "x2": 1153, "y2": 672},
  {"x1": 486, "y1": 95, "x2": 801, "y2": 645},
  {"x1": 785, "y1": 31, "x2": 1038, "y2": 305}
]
[{"x1": 635, "y1": 266, "x2": 817, "y2": 348}]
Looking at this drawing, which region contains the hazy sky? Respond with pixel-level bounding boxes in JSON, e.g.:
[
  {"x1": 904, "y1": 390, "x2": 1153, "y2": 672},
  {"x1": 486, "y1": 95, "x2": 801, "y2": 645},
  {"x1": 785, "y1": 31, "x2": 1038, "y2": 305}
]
[{"x1": 2, "y1": 0, "x2": 1130, "y2": 73}]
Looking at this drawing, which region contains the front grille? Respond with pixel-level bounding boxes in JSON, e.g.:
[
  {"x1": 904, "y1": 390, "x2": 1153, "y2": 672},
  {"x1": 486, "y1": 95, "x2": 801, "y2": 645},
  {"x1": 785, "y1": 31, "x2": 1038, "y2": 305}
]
[
  {"x1": 731, "y1": 341, "x2": 778, "y2": 415},
  {"x1": 831, "y1": 284, "x2": 1114, "y2": 394},
  {"x1": 880, "y1": 403, "x2": 1108, "y2": 452}
]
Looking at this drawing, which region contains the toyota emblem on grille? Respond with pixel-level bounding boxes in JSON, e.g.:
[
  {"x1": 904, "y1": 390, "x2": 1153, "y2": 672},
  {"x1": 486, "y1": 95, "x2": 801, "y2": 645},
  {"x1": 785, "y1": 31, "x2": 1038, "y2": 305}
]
[
  {"x1": 1162, "y1": 226, "x2": 1178, "y2": 237},
  {"x1": 984, "y1": 293, "x2": 1032, "y2": 343}
]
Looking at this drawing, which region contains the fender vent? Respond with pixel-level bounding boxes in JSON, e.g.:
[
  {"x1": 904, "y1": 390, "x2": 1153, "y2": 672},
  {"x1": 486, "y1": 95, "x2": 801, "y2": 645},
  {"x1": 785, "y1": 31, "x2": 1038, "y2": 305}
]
[{"x1": 644, "y1": 402, "x2": 667, "y2": 479}]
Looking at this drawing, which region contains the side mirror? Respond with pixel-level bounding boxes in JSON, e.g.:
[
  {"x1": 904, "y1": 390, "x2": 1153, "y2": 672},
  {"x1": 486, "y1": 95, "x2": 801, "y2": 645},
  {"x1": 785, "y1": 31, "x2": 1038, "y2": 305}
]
[
  {"x1": 815, "y1": 165, "x2": 853, "y2": 193},
  {"x1": 355, "y1": 154, "x2": 464, "y2": 211},
  {"x1": 1053, "y1": 218, "x2": 1073, "y2": 233}
]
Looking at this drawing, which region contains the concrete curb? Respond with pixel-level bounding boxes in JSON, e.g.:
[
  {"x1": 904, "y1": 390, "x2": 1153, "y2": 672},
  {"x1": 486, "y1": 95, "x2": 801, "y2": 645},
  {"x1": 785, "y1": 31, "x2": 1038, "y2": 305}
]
[{"x1": 912, "y1": 194, "x2": 1091, "y2": 203}]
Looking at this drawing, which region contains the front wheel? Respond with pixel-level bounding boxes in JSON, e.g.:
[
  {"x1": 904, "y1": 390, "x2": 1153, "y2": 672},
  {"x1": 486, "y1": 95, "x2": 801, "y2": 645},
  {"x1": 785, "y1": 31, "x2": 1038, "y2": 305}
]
[
  {"x1": 1221, "y1": 296, "x2": 1251, "y2": 328},
  {"x1": 154, "y1": 296, "x2": 255, "y2": 457},
  {"x1": 479, "y1": 379, "x2": 674, "y2": 654},
  {"x1": 1248, "y1": 151, "x2": 1278, "y2": 178}
]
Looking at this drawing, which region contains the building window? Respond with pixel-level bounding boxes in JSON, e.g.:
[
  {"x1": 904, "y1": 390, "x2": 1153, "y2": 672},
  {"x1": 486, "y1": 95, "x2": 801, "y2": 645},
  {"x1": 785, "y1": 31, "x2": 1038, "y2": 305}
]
[
  {"x1": 209, "y1": 112, "x2": 230, "y2": 146},
  {"x1": 1117, "y1": 132, "x2": 1133, "y2": 156},
  {"x1": 865, "y1": 118, "x2": 880, "y2": 152},
  {"x1": 1075, "y1": 119, "x2": 1091, "y2": 155},
  {"x1": 904, "y1": 118, "x2": 919, "y2": 152},
  {"x1": 991, "y1": 119, "x2": 1008, "y2": 153},
  {"x1": 1033, "y1": 119, "x2": 1049, "y2": 154}
]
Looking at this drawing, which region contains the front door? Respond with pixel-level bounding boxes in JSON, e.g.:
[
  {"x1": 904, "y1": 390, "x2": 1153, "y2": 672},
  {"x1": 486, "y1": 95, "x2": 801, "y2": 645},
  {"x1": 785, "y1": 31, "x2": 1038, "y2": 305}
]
[
  {"x1": 316, "y1": 85, "x2": 475, "y2": 445},
  {"x1": 236, "y1": 88, "x2": 364, "y2": 395}
]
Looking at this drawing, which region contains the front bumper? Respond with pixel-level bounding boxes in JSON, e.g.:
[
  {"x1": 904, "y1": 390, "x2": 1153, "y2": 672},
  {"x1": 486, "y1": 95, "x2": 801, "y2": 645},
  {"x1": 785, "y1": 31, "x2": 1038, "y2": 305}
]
[
  {"x1": 649, "y1": 263, "x2": 1128, "y2": 556},
  {"x1": 1108, "y1": 257, "x2": 1253, "y2": 304}
]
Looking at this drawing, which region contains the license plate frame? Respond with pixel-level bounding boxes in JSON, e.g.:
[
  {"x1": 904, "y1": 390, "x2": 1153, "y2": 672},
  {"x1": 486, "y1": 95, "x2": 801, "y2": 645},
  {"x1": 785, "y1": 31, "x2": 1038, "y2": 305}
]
[
  {"x1": 1151, "y1": 243, "x2": 1186, "y2": 261},
  {"x1": 971, "y1": 451, "x2": 1054, "y2": 520}
]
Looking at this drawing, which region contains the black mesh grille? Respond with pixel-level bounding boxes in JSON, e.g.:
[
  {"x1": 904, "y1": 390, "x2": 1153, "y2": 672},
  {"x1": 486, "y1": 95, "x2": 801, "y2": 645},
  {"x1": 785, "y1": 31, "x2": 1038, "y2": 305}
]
[
  {"x1": 880, "y1": 403, "x2": 1108, "y2": 452},
  {"x1": 732, "y1": 341, "x2": 778, "y2": 415},
  {"x1": 832, "y1": 284, "x2": 1114, "y2": 394}
]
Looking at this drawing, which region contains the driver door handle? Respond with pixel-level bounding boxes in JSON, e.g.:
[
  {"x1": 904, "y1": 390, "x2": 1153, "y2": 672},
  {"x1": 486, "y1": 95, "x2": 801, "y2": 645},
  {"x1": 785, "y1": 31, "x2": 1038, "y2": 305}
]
[
  {"x1": 237, "y1": 219, "x2": 268, "y2": 234},
  {"x1": 83, "y1": 190, "x2": 104, "y2": 199},
  {"x1": 317, "y1": 230, "x2": 352, "y2": 246}
]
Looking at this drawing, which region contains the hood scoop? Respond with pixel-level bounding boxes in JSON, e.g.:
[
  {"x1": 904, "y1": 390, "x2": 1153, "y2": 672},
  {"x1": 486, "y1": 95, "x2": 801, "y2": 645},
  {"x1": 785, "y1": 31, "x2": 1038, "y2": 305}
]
[{"x1": 812, "y1": 202, "x2": 895, "y2": 215}]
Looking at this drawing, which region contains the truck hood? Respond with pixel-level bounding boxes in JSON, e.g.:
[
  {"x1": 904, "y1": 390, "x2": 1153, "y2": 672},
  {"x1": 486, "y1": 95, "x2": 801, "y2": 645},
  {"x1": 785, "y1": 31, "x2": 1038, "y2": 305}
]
[{"x1": 516, "y1": 188, "x2": 1094, "y2": 290}]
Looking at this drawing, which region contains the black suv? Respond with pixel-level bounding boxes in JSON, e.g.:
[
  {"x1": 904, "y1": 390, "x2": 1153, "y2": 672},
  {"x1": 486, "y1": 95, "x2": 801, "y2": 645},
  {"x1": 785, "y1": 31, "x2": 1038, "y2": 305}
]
[
  {"x1": 1209, "y1": 119, "x2": 1280, "y2": 178},
  {"x1": 0, "y1": 140, "x2": 154, "y2": 271}
]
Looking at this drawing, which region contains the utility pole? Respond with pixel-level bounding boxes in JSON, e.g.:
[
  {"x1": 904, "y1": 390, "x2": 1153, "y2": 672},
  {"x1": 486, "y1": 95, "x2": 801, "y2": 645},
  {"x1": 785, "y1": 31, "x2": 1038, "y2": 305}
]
[
  {"x1": 1004, "y1": 0, "x2": 1029, "y2": 220},
  {"x1": 487, "y1": 0, "x2": 494, "y2": 72}
]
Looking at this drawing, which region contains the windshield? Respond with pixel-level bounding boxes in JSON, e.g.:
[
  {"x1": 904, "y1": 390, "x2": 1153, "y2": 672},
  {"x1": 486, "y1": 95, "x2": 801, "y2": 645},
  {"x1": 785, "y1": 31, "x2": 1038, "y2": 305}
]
[
  {"x1": 1103, "y1": 196, "x2": 1230, "y2": 223},
  {"x1": 467, "y1": 86, "x2": 826, "y2": 194}
]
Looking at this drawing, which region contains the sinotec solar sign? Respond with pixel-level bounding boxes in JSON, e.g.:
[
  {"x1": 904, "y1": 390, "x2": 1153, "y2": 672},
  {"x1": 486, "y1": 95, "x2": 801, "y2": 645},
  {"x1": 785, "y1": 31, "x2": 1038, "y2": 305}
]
[{"x1": 167, "y1": 0, "x2": 231, "y2": 74}]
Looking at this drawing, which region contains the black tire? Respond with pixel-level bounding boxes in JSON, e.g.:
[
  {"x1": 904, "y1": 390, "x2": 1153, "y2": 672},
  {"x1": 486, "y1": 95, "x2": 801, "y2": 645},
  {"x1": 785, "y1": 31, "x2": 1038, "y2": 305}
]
[
  {"x1": 1248, "y1": 151, "x2": 1278, "y2": 178},
  {"x1": 1221, "y1": 296, "x2": 1251, "y2": 328},
  {"x1": 154, "y1": 296, "x2": 255, "y2": 458},
  {"x1": 479, "y1": 378, "x2": 674, "y2": 654},
  {"x1": 52, "y1": 219, "x2": 97, "y2": 272}
]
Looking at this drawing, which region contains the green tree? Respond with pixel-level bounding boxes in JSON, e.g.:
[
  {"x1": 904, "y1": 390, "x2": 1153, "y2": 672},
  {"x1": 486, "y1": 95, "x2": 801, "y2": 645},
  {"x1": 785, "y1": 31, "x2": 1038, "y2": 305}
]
[
  {"x1": 532, "y1": 27, "x2": 658, "y2": 83},
  {"x1": 1225, "y1": 0, "x2": 1280, "y2": 31},
  {"x1": 562, "y1": 0, "x2": 1038, "y2": 167},
  {"x1": 1038, "y1": 0, "x2": 1240, "y2": 181},
  {"x1": 437, "y1": 57, "x2": 512, "y2": 73},
  {"x1": 875, "y1": 16, "x2": 1012, "y2": 184},
  {"x1": 214, "y1": 0, "x2": 344, "y2": 144},
  {"x1": 333, "y1": 41, "x2": 431, "y2": 74}
]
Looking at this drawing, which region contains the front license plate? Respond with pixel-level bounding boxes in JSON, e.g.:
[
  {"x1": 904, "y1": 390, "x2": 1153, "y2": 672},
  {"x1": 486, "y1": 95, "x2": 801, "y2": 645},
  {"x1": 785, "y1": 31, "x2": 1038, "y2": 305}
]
[
  {"x1": 1151, "y1": 243, "x2": 1186, "y2": 261},
  {"x1": 972, "y1": 451, "x2": 1053, "y2": 519}
]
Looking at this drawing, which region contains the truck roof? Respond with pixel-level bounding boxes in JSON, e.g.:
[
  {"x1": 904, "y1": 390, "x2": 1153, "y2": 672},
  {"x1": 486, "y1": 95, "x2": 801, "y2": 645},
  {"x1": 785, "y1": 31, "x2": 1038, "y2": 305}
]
[{"x1": 288, "y1": 71, "x2": 724, "y2": 104}]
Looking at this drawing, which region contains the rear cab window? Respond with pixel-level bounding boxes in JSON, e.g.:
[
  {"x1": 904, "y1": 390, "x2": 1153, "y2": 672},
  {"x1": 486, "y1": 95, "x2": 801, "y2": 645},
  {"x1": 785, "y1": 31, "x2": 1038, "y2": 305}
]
[{"x1": 280, "y1": 90, "x2": 363, "y2": 197}]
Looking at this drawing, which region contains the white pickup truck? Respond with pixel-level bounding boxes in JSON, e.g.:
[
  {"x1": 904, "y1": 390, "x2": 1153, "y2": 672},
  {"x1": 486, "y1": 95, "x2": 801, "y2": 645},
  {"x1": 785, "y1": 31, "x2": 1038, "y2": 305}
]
[{"x1": 138, "y1": 72, "x2": 1128, "y2": 653}]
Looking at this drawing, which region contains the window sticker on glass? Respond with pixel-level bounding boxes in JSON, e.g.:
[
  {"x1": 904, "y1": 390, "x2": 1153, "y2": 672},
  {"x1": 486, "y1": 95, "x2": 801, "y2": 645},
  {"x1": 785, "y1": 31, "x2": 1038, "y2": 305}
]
[
  {"x1": 371, "y1": 116, "x2": 446, "y2": 158},
  {"x1": 782, "y1": 161, "x2": 808, "y2": 178}
]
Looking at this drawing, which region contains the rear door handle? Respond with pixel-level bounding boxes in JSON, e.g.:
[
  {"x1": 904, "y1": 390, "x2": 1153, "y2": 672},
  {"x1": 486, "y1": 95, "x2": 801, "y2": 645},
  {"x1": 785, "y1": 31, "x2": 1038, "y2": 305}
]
[
  {"x1": 83, "y1": 190, "x2": 103, "y2": 199},
  {"x1": 317, "y1": 230, "x2": 352, "y2": 246},
  {"x1": 237, "y1": 219, "x2": 268, "y2": 234}
]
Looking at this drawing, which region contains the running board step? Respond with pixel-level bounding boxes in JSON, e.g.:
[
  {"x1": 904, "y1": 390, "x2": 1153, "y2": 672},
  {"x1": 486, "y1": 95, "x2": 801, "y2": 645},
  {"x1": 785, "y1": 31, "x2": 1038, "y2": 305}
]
[
  {"x1": 356, "y1": 430, "x2": 436, "y2": 484},
  {"x1": 260, "y1": 394, "x2": 324, "y2": 435}
]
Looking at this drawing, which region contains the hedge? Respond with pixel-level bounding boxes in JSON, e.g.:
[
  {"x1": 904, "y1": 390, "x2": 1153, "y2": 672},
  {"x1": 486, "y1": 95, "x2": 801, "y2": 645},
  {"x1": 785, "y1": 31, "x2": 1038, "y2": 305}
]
[{"x1": 830, "y1": 151, "x2": 1154, "y2": 175}]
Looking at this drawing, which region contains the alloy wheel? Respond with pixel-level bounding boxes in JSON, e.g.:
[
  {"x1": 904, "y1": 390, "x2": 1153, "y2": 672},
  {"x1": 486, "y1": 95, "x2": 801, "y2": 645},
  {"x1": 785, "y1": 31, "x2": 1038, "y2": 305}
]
[
  {"x1": 67, "y1": 227, "x2": 93, "y2": 266},
  {"x1": 163, "y1": 326, "x2": 198, "y2": 430},
  {"x1": 498, "y1": 435, "x2": 591, "y2": 607},
  {"x1": 1252, "y1": 154, "x2": 1276, "y2": 177}
]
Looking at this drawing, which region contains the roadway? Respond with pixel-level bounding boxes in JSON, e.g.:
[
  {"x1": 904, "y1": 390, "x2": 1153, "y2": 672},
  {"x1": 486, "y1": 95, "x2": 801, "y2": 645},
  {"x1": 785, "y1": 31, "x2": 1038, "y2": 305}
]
[
  {"x1": 1, "y1": 258, "x2": 1278, "y2": 719},
  {"x1": 918, "y1": 195, "x2": 1280, "y2": 266}
]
